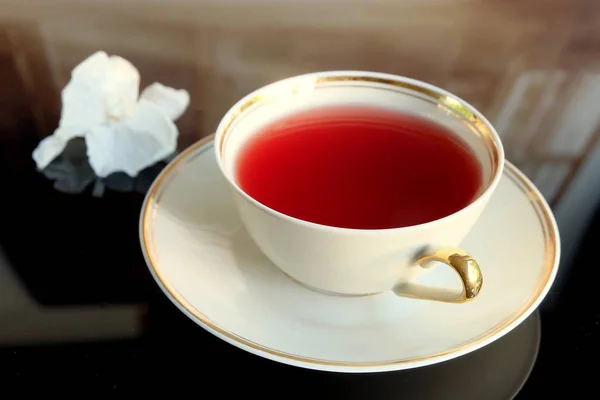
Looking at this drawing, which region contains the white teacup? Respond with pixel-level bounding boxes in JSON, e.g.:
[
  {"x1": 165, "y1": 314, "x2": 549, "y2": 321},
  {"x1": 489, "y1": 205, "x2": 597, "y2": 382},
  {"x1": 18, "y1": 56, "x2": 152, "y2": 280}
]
[{"x1": 215, "y1": 71, "x2": 504, "y2": 303}]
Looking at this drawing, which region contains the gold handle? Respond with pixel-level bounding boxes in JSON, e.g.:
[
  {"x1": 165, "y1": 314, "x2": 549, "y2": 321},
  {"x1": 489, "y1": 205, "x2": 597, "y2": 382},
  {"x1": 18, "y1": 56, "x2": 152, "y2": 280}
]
[{"x1": 393, "y1": 248, "x2": 483, "y2": 303}]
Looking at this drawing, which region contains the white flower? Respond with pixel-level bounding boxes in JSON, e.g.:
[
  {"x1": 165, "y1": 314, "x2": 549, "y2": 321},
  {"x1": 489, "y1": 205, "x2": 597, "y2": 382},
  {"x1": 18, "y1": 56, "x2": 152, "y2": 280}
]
[{"x1": 32, "y1": 51, "x2": 190, "y2": 177}]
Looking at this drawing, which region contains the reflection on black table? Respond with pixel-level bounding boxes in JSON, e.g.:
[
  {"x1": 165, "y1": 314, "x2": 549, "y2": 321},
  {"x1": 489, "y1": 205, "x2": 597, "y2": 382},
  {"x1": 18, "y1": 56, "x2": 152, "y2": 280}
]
[{"x1": 0, "y1": 129, "x2": 598, "y2": 396}]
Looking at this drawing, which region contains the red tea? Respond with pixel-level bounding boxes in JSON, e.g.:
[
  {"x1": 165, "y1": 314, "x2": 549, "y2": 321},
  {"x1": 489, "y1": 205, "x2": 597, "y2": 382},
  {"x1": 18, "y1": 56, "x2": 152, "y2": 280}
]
[{"x1": 235, "y1": 105, "x2": 482, "y2": 229}]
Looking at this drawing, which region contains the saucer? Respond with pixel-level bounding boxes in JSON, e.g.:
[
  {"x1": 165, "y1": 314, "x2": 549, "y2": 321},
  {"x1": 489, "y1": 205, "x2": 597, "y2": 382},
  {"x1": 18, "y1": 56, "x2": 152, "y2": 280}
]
[{"x1": 140, "y1": 135, "x2": 560, "y2": 373}]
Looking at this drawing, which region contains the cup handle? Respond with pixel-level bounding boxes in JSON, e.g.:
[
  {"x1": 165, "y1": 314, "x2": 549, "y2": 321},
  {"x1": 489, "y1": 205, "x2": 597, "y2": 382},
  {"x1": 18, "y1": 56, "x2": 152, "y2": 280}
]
[{"x1": 393, "y1": 248, "x2": 483, "y2": 303}]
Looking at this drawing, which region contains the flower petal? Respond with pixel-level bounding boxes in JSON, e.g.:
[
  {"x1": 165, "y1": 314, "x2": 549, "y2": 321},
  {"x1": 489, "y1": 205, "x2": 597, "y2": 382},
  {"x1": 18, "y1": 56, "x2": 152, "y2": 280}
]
[
  {"x1": 86, "y1": 99, "x2": 178, "y2": 178},
  {"x1": 103, "y1": 55, "x2": 140, "y2": 121},
  {"x1": 57, "y1": 51, "x2": 140, "y2": 143},
  {"x1": 58, "y1": 51, "x2": 111, "y2": 141},
  {"x1": 139, "y1": 82, "x2": 190, "y2": 121},
  {"x1": 32, "y1": 135, "x2": 67, "y2": 170}
]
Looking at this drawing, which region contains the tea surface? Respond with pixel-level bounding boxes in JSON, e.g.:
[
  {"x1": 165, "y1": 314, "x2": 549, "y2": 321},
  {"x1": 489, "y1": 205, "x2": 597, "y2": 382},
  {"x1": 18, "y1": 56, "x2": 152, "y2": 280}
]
[{"x1": 236, "y1": 106, "x2": 482, "y2": 229}]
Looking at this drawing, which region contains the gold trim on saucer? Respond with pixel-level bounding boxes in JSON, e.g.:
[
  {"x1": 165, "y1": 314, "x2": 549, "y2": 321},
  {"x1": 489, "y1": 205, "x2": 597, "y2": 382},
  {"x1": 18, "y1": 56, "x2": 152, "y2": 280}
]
[{"x1": 140, "y1": 135, "x2": 557, "y2": 368}]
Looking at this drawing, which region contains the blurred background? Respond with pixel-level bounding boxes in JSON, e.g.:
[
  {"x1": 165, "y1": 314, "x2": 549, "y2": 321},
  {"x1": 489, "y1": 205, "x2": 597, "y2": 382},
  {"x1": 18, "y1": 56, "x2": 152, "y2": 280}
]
[
  {"x1": 0, "y1": 1, "x2": 599, "y2": 394},
  {"x1": 0, "y1": 0, "x2": 598, "y2": 342},
  {"x1": 1, "y1": 0, "x2": 599, "y2": 280}
]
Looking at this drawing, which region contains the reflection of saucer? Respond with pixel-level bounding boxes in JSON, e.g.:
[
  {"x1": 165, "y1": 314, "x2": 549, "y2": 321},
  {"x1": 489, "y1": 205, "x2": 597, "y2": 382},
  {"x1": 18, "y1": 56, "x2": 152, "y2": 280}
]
[
  {"x1": 370, "y1": 311, "x2": 541, "y2": 400},
  {"x1": 140, "y1": 135, "x2": 559, "y2": 373}
]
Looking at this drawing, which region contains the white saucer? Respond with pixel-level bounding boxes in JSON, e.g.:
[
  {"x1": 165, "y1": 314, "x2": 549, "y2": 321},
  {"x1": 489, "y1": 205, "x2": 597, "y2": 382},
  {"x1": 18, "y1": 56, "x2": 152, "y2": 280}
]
[{"x1": 140, "y1": 135, "x2": 560, "y2": 373}]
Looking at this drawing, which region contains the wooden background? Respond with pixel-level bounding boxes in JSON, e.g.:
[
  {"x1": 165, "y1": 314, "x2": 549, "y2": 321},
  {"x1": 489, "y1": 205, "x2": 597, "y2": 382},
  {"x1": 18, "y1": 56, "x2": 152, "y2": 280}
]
[{"x1": 0, "y1": 0, "x2": 599, "y2": 206}]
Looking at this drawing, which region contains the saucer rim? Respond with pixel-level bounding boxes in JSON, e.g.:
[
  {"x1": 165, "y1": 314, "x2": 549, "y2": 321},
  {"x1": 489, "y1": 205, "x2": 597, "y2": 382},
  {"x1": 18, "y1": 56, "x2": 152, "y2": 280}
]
[{"x1": 139, "y1": 135, "x2": 560, "y2": 372}]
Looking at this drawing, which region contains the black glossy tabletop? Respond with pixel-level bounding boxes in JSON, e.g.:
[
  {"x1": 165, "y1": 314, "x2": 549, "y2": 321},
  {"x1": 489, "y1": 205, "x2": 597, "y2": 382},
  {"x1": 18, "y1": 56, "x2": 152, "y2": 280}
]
[{"x1": 0, "y1": 133, "x2": 598, "y2": 397}]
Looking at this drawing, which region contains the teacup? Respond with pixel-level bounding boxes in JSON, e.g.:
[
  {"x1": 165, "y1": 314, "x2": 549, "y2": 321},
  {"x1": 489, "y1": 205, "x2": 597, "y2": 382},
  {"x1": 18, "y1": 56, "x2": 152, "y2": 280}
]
[{"x1": 214, "y1": 71, "x2": 504, "y2": 303}]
